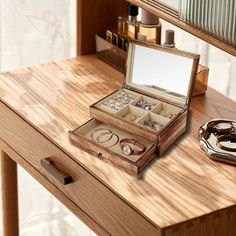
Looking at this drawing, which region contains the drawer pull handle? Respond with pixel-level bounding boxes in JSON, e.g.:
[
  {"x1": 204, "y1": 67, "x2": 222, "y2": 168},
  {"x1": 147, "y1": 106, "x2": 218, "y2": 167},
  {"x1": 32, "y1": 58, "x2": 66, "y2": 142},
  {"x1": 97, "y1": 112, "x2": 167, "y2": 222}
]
[{"x1": 40, "y1": 158, "x2": 73, "y2": 185}]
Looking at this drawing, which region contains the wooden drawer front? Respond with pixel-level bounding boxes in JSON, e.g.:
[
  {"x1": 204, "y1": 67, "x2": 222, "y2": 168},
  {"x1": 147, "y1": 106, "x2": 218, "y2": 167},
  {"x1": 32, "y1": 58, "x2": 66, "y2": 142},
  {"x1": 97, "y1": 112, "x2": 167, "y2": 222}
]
[{"x1": 0, "y1": 102, "x2": 160, "y2": 236}]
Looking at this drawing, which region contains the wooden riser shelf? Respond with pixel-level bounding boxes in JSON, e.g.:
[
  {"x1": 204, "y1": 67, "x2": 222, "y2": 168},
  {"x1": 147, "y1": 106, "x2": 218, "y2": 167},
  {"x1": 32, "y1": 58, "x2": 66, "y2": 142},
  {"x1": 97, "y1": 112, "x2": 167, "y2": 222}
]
[{"x1": 128, "y1": 0, "x2": 236, "y2": 57}]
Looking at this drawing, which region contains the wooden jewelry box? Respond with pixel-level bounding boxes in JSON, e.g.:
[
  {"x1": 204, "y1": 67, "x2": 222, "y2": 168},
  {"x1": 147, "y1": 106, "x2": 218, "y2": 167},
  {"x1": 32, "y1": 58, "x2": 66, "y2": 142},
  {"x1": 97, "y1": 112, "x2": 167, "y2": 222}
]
[{"x1": 69, "y1": 40, "x2": 200, "y2": 178}]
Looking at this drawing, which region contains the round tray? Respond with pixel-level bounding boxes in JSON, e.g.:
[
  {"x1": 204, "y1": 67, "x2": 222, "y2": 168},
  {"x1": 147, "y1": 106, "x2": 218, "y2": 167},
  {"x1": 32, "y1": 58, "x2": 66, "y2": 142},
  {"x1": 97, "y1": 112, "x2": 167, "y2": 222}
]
[{"x1": 199, "y1": 119, "x2": 236, "y2": 165}]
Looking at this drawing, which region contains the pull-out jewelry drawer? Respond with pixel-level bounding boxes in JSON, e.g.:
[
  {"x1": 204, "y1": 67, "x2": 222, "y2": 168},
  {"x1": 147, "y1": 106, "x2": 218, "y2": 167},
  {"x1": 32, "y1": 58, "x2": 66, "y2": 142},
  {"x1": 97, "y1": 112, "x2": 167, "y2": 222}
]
[
  {"x1": 0, "y1": 102, "x2": 159, "y2": 236},
  {"x1": 69, "y1": 119, "x2": 157, "y2": 177}
]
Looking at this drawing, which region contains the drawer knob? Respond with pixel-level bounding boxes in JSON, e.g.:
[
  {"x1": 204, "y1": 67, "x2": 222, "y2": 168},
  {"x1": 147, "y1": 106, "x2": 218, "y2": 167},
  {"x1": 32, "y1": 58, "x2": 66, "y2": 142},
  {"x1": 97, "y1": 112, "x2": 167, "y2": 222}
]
[
  {"x1": 40, "y1": 158, "x2": 73, "y2": 185},
  {"x1": 96, "y1": 152, "x2": 102, "y2": 158}
]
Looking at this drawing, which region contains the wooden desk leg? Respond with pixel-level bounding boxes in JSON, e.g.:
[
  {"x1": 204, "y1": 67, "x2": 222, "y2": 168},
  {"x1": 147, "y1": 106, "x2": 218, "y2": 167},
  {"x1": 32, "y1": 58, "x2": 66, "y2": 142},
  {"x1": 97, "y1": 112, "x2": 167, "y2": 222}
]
[{"x1": 1, "y1": 151, "x2": 19, "y2": 236}]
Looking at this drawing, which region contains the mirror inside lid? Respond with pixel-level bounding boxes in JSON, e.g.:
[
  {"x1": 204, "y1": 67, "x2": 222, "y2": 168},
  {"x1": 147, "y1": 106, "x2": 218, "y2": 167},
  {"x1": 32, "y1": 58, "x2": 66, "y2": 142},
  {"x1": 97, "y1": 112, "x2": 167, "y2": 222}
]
[{"x1": 125, "y1": 41, "x2": 200, "y2": 108}]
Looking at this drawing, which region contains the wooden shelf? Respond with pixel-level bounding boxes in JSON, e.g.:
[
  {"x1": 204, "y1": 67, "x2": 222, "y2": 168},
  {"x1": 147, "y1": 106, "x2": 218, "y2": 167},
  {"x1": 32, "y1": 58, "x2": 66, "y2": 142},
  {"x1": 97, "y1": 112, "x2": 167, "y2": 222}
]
[
  {"x1": 77, "y1": 0, "x2": 128, "y2": 55},
  {"x1": 128, "y1": 0, "x2": 236, "y2": 57}
]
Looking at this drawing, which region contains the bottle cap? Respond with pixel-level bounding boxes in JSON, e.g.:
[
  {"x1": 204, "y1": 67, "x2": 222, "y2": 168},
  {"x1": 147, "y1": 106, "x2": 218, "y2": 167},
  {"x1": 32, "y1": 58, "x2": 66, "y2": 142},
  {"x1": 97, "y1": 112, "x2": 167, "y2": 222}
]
[
  {"x1": 141, "y1": 9, "x2": 159, "y2": 25},
  {"x1": 128, "y1": 4, "x2": 139, "y2": 16},
  {"x1": 164, "y1": 30, "x2": 175, "y2": 47}
]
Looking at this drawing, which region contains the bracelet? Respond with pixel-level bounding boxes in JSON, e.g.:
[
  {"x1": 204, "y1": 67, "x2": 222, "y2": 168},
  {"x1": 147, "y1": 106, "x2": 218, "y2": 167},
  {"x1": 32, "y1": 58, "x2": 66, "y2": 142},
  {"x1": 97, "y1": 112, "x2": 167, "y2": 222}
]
[
  {"x1": 216, "y1": 134, "x2": 236, "y2": 152},
  {"x1": 91, "y1": 128, "x2": 112, "y2": 142},
  {"x1": 96, "y1": 132, "x2": 113, "y2": 144},
  {"x1": 120, "y1": 138, "x2": 145, "y2": 156},
  {"x1": 105, "y1": 134, "x2": 119, "y2": 148},
  {"x1": 91, "y1": 128, "x2": 119, "y2": 148}
]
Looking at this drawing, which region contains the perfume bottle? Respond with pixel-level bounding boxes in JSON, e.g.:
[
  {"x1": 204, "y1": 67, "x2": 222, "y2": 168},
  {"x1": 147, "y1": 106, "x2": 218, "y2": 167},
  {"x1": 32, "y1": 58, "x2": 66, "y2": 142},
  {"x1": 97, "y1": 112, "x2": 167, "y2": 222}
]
[
  {"x1": 117, "y1": 16, "x2": 125, "y2": 36},
  {"x1": 139, "y1": 9, "x2": 162, "y2": 44},
  {"x1": 116, "y1": 16, "x2": 128, "y2": 51},
  {"x1": 126, "y1": 4, "x2": 139, "y2": 39},
  {"x1": 193, "y1": 64, "x2": 209, "y2": 96}
]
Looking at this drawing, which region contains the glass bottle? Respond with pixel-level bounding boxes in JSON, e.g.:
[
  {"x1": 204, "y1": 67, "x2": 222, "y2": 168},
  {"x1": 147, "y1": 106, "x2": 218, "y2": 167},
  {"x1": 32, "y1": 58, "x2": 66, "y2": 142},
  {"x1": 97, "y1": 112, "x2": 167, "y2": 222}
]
[{"x1": 139, "y1": 9, "x2": 162, "y2": 44}]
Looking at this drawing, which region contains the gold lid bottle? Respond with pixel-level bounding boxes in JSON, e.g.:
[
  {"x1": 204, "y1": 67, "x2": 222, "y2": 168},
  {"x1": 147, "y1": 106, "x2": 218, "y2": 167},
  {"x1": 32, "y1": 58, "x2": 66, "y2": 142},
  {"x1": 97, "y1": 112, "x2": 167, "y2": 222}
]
[{"x1": 139, "y1": 9, "x2": 162, "y2": 44}]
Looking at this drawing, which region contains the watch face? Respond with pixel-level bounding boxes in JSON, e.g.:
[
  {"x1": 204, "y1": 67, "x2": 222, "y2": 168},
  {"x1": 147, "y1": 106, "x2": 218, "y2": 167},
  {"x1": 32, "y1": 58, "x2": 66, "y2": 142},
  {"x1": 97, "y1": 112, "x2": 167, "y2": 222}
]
[
  {"x1": 123, "y1": 145, "x2": 132, "y2": 156},
  {"x1": 215, "y1": 122, "x2": 233, "y2": 133}
]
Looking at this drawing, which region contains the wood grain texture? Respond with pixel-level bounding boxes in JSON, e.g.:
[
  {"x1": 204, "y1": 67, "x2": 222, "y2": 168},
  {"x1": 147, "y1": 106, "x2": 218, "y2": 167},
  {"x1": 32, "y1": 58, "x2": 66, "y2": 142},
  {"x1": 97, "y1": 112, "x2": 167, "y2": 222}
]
[
  {"x1": 0, "y1": 139, "x2": 109, "y2": 236},
  {"x1": 127, "y1": 0, "x2": 236, "y2": 56},
  {"x1": 0, "y1": 102, "x2": 160, "y2": 236},
  {"x1": 1, "y1": 151, "x2": 19, "y2": 236},
  {"x1": 163, "y1": 205, "x2": 236, "y2": 236},
  {"x1": 77, "y1": 0, "x2": 128, "y2": 55},
  {"x1": 1, "y1": 55, "x2": 236, "y2": 232},
  {"x1": 40, "y1": 158, "x2": 73, "y2": 185}
]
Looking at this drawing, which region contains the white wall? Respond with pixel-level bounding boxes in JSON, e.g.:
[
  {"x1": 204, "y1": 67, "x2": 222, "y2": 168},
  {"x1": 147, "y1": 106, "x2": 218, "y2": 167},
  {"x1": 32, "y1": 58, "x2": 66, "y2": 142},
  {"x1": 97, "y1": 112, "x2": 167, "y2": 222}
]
[
  {"x1": 161, "y1": 20, "x2": 236, "y2": 101},
  {"x1": 0, "y1": 1, "x2": 96, "y2": 235}
]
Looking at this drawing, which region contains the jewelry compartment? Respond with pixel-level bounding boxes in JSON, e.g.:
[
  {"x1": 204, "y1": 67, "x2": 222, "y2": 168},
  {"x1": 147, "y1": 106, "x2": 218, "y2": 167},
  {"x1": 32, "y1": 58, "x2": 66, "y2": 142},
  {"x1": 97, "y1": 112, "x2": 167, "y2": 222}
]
[
  {"x1": 94, "y1": 88, "x2": 139, "y2": 114},
  {"x1": 68, "y1": 119, "x2": 156, "y2": 177},
  {"x1": 116, "y1": 105, "x2": 146, "y2": 122},
  {"x1": 90, "y1": 88, "x2": 185, "y2": 143}
]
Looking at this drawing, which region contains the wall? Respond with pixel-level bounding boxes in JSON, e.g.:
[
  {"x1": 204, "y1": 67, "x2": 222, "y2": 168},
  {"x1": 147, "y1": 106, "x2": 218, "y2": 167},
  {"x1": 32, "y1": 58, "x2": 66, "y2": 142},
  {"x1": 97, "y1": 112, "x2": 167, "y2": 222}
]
[{"x1": 0, "y1": 1, "x2": 96, "y2": 235}]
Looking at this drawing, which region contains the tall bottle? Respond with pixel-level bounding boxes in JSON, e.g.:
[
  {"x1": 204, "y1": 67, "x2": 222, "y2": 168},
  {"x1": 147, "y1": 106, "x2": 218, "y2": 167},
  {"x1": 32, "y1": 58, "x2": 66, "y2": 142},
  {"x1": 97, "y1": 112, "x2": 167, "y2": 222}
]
[
  {"x1": 164, "y1": 29, "x2": 176, "y2": 48},
  {"x1": 126, "y1": 4, "x2": 139, "y2": 39},
  {"x1": 139, "y1": 9, "x2": 162, "y2": 44}
]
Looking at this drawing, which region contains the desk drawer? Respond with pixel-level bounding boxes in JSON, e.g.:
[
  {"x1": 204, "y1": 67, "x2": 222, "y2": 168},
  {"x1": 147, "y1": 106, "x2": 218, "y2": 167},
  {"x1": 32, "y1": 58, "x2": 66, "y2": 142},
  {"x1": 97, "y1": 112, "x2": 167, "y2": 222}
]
[{"x1": 0, "y1": 102, "x2": 160, "y2": 236}]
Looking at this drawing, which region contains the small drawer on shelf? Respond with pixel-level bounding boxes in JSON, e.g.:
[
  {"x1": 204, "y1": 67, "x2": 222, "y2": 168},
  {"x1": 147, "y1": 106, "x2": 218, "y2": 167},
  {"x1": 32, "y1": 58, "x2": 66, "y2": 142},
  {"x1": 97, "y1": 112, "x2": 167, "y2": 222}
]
[
  {"x1": 95, "y1": 34, "x2": 127, "y2": 73},
  {"x1": 68, "y1": 119, "x2": 157, "y2": 178}
]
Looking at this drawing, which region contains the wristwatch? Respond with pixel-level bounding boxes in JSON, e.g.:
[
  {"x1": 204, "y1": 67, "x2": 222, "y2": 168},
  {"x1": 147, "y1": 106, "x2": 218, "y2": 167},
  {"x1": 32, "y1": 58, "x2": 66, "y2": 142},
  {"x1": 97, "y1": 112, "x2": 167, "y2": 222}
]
[
  {"x1": 213, "y1": 122, "x2": 233, "y2": 135},
  {"x1": 120, "y1": 139, "x2": 145, "y2": 156},
  {"x1": 216, "y1": 134, "x2": 236, "y2": 152}
]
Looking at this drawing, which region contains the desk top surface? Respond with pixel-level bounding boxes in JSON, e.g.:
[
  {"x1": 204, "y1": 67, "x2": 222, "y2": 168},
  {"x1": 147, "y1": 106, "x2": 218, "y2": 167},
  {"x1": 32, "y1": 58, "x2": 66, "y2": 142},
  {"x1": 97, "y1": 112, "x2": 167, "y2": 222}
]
[{"x1": 1, "y1": 55, "x2": 236, "y2": 229}]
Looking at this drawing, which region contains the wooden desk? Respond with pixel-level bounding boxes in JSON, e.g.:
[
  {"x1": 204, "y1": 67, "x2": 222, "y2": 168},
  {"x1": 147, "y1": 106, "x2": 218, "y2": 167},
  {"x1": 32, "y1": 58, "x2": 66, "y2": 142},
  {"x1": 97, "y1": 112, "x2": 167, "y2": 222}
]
[{"x1": 1, "y1": 55, "x2": 236, "y2": 236}]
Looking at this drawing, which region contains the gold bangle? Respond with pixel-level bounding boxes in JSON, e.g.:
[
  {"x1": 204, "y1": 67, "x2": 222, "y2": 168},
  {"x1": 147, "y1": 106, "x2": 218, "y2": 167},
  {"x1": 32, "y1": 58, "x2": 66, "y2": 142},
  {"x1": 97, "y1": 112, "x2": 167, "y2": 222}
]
[
  {"x1": 91, "y1": 128, "x2": 112, "y2": 141},
  {"x1": 91, "y1": 128, "x2": 119, "y2": 148},
  {"x1": 96, "y1": 132, "x2": 113, "y2": 143},
  {"x1": 104, "y1": 134, "x2": 119, "y2": 148}
]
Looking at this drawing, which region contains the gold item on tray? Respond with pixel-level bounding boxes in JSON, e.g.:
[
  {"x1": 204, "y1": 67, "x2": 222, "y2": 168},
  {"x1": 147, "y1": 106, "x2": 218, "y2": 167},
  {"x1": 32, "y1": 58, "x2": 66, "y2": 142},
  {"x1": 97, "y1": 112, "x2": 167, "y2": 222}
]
[
  {"x1": 91, "y1": 128, "x2": 112, "y2": 141},
  {"x1": 105, "y1": 133, "x2": 120, "y2": 148},
  {"x1": 120, "y1": 138, "x2": 146, "y2": 156},
  {"x1": 91, "y1": 128, "x2": 119, "y2": 148},
  {"x1": 144, "y1": 120, "x2": 163, "y2": 131},
  {"x1": 97, "y1": 132, "x2": 113, "y2": 144},
  {"x1": 124, "y1": 113, "x2": 137, "y2": 122},
  {"x1": 159, "y1": 110, "x2": 176, "y2": 119}
]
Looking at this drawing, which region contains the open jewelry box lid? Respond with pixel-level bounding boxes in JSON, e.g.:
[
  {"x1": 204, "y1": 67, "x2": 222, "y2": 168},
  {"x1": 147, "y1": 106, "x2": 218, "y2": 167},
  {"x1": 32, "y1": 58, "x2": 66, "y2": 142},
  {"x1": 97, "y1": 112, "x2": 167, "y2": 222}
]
[{"x1": 124, "y1": 40, "x2": 200, "y2": 109}]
